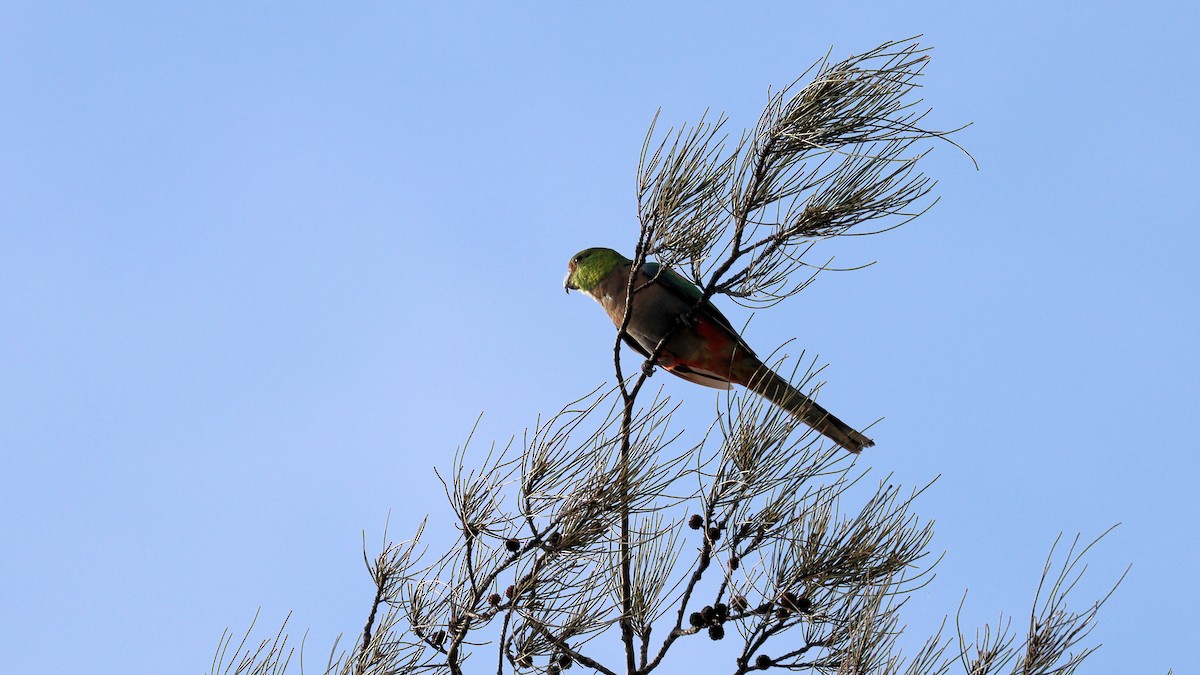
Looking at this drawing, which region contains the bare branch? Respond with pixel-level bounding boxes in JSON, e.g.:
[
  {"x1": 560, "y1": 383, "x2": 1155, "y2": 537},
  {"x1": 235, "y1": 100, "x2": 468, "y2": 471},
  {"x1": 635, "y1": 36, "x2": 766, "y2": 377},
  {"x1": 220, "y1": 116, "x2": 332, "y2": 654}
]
[{"x1": 211, "y1": 37, "x2": 1133, "y2": 675}]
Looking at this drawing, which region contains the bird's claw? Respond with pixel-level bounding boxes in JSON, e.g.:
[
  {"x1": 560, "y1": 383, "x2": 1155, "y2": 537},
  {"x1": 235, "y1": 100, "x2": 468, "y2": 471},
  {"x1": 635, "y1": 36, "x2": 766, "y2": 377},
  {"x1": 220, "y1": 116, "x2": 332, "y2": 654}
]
[{"x1": 641, "y1": 361, "x2": 656, "y2": 378}]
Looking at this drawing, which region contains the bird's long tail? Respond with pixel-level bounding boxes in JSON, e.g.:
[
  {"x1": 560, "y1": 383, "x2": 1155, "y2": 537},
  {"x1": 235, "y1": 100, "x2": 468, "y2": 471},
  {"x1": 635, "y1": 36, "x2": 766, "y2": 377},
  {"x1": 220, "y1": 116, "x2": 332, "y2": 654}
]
[{"x1": 740, "y1": 365, "x2": 874, "y2": 454}]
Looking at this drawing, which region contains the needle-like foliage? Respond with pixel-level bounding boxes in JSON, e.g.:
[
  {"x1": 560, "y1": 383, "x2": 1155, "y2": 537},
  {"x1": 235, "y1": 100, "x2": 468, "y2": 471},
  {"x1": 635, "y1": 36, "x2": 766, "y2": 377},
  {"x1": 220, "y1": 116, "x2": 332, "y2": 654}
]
[{"x1": 211, "y1": 37, "x2": 1127, "y2": 675}]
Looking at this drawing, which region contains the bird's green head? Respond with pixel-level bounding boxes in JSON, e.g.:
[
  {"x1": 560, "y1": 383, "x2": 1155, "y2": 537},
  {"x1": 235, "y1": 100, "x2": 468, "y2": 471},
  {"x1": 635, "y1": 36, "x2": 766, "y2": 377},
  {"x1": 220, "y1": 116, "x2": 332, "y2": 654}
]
[{"x1": 564, "y1": 247, "x2": 628, "y2": 293}]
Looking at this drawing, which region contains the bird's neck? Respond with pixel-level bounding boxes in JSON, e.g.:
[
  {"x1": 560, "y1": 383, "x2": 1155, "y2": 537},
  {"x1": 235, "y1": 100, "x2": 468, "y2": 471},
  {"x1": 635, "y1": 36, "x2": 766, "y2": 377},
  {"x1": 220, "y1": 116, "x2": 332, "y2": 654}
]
[{"x1": 588, "y1": 263, "x2": 634, "y2": 318}]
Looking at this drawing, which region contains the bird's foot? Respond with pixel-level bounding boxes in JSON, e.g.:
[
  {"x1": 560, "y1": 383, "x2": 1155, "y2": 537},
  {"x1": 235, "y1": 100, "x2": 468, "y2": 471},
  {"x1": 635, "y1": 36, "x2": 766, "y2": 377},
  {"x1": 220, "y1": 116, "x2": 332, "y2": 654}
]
[{"x1": 641, "y1": 361, "x2": 656, "y2": 378}]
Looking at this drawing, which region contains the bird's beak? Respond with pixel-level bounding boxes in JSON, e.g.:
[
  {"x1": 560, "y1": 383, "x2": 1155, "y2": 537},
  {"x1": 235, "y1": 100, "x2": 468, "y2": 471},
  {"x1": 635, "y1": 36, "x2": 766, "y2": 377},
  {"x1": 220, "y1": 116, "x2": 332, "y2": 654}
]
[{"x1": 563, "y1": 272, "x2": 576, "y2": 294}]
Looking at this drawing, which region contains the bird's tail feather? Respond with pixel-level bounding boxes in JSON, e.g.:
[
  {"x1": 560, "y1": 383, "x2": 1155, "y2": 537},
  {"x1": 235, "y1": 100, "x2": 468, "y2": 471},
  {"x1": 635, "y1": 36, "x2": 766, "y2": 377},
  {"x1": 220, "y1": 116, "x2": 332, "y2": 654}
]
[{"x1": 743, "y1": 366, "x2": 874, "y2": 454}]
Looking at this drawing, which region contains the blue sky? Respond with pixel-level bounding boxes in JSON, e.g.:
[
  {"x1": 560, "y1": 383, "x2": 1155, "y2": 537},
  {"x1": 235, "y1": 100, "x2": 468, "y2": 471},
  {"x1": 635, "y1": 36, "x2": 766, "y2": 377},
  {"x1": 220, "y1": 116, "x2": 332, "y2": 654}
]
[{"x1": 2, "y1": 2, "x2": 1196, "y2": 673}]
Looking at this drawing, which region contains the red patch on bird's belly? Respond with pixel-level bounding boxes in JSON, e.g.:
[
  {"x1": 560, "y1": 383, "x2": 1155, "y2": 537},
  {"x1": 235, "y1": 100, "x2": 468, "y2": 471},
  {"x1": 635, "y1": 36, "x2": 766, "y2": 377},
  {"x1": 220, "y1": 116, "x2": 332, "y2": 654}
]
[
  {"x1": 692, "y1": 315, "x2": 729, "y2": 344},
  {"x1": 671, "y1": 315, "x2": 739, "y2": 378}
]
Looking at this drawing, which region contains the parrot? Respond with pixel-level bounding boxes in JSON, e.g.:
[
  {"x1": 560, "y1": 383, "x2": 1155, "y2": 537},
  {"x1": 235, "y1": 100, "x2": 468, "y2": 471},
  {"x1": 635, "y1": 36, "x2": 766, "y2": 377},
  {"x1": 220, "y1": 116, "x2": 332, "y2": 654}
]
[{"x1": 564, "y1": 247, "x2": 874, "y2": 453}]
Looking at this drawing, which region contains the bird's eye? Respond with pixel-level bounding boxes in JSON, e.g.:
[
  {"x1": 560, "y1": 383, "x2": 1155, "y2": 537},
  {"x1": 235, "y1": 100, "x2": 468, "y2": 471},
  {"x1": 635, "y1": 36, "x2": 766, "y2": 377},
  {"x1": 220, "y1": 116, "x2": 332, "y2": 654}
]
[{"x1": 573, "y1": 254, "x2": 584, "y2": 263}]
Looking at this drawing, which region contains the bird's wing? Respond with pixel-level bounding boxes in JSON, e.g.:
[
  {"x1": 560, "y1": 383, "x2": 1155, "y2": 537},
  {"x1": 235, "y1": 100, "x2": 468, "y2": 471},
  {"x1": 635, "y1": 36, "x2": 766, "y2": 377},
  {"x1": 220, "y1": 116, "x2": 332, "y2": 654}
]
[
  {"x1": 640, "y1": 262, "x2": 755, "y2": 356},
  {"x1": 620, "y1": 332, "x2": 651, "y2": 359}
]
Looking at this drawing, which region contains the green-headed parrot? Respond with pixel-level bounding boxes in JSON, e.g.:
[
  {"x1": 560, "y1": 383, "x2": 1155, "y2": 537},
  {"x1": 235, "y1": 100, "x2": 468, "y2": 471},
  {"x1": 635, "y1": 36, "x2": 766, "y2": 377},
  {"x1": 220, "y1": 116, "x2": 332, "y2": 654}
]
[{"x1": 564, "y1": 247, "x2": 874, "y2": 453}]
